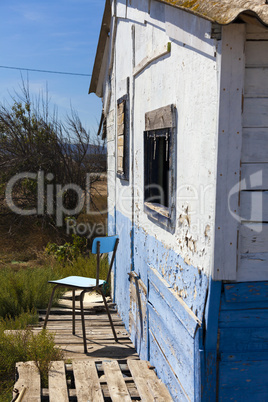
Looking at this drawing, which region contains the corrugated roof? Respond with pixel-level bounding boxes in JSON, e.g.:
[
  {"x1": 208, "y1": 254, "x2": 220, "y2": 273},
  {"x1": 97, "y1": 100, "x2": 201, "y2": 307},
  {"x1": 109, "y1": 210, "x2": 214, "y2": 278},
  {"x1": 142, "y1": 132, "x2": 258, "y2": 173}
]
[{"x1": 157, "y1": 0, "x2": 268, "y2": 25}]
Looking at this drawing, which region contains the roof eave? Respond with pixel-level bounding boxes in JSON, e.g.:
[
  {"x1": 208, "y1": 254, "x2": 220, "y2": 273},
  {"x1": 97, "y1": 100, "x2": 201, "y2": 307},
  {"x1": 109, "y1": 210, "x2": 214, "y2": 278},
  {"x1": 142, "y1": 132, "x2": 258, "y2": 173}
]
[{"x1": 89, "y1": 0, "x2": 111, "y2": 96}]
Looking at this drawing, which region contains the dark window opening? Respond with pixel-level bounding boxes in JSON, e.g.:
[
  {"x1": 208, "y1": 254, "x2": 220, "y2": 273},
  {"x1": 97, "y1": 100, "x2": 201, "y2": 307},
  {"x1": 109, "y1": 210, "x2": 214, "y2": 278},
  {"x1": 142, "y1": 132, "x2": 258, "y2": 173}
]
[
  {"x1": 143, "y1": 104, "x2": 176, "y2": 231},
  {"x1": 144, "y1": 129, "x2": 170, "y2": 209}
]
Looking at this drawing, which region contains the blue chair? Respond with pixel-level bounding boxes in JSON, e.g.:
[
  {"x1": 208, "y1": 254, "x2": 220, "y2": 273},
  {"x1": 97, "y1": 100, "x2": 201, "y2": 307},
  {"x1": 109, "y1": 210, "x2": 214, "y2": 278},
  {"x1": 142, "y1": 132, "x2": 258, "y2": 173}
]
[{"x1": 43, "y1": 235, "x2": 119, "y2": 353}]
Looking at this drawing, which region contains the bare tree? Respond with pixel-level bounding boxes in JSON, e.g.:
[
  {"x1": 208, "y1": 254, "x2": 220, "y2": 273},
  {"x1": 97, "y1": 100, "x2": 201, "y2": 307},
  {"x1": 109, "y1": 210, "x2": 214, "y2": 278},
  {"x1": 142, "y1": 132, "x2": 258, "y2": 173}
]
[{"x1": 0, "y1": 81, "x2": 106, "y2": 228}]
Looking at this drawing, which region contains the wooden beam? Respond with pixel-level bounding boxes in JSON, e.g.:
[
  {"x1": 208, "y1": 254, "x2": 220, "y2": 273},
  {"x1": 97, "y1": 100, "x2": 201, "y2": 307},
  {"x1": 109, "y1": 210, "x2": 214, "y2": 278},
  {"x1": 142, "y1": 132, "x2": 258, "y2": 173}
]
[
  {"x1": 133, "y1": 42, "x2": 171, "y2": 77},
  {"x1": 213, "y1": 24, "x2": 246, "y2": 280},
  {"x1": 148, "y1": 266, "x2": 201, "y2": 337}
]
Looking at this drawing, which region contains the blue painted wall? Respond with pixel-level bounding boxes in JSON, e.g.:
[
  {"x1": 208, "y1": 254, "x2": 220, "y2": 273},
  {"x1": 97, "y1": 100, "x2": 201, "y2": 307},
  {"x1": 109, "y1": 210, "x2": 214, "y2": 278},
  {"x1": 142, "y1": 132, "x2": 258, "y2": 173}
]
[
  {"x1": 133, "y1": 224, "x2": 208, "y2": 321},
  {"x1": 109, "y1": 211, "x2": 209, "y2": 401},
  {"x1": 108, "y1": 210, "x2": 132, "y2": 328},
  {"x1": 110, "y1": 213, "x2": 268, "y2": 400}
]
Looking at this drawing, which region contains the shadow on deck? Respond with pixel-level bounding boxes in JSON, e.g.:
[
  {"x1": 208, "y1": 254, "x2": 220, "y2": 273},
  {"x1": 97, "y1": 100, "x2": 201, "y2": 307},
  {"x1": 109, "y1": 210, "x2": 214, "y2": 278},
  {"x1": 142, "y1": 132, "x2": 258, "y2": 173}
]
[{"x1": 36, "y1": 291, "x2": 139, "y2": 361}]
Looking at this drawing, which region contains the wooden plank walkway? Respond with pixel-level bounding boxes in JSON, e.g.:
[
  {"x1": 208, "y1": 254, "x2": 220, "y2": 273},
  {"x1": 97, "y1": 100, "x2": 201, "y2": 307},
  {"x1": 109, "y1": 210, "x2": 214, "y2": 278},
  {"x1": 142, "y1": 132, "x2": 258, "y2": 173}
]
[
  {"x1": 12, "y1": 292, "x2": 173, "y2": 400},
  {"x1": 36, "y1": 291, "x2": 138, "y2": 360},
  {"x1": 14, "y1": 359, "x2": 173, "y2": 401}
]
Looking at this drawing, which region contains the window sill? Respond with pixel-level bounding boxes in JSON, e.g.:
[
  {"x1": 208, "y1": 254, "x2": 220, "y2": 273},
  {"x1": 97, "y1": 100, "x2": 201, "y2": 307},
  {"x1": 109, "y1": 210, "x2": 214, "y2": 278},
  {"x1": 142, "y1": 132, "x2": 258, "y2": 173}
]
[
  {"x1": 144, "y1": 202, "x2": 170, "y2": 218},
  {"x1": 117, "y1": 171, "x2": 129, "y2": 181},
  {"x1": 144, "y1": 202, "x2": 175, "y2": 233}
]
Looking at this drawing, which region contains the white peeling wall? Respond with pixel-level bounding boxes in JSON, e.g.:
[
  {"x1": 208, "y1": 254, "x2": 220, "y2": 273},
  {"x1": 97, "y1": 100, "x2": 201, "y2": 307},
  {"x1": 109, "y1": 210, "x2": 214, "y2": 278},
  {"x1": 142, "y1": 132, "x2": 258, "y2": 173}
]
[
  {"x1": 104, "y1": 0, "x2": 220, "y2": 292},
  {"x1": 127, "y1": 1, "x2": 218, "y2": 277}
]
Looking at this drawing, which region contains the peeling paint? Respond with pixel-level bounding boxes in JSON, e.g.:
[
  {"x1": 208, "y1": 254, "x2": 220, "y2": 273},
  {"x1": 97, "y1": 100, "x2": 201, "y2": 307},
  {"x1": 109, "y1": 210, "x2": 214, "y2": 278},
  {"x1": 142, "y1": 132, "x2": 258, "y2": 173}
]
[
  {"x1": 204, "y1": 224, "x2": 211, "y2": 238},
  {"x1": 178, "y1": 288, "x2": 188, "y2": 298},
  {"x1": 184, "y1": 256, "x2": 191, "y2": 266},
  {"x1": 194, "y1": 285, "x2": 197, "y2": 300}
]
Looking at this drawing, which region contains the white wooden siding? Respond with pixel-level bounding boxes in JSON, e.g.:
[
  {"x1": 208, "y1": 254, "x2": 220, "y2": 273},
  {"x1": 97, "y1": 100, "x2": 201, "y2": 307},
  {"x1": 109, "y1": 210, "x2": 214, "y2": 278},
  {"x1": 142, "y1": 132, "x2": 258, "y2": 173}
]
[
  {"x1": 246, "y1": 24, "x2": 268, "y2": 40},
  {"x1": 240, "y1": 224, "x2": 268, "y2": 254},
  {"x1": 241, "y1": 129, "x2": 268, "y2": 163},
  {"x1": 241, "y1": 164, "x2": 268, "y2": 190},
  {"x1": 238, "y1": 24, "x2": 268, "y2": 281}
]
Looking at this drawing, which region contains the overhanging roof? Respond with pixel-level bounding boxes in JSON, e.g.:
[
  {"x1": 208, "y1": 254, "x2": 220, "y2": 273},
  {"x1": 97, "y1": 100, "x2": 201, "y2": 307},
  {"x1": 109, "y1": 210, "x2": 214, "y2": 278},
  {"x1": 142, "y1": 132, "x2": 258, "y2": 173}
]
[
  {"x1": 89, "y1": 0, "x2": 111, "y2": 95},
  {"x1": 89, "y1": 0, "x2": 268, "y2": 96},
  {"x1": 157, "y1": 0, "x2": 268, "y2": 26}
]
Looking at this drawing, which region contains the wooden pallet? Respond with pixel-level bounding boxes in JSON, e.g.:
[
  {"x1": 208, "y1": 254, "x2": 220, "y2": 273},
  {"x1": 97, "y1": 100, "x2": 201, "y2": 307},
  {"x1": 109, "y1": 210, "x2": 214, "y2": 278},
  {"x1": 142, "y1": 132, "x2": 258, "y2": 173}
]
[{"x1": 13, "y1": 359, "x2": 173, "y2": 401}]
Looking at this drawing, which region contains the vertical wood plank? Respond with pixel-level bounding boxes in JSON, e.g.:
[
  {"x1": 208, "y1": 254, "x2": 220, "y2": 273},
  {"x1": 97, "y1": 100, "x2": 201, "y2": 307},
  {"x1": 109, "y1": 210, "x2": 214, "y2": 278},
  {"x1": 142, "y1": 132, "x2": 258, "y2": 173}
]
[
  {"x1": 103, "y1": 360, "x2": 131, "y2": 402},
  {"x1": 213, "y1": 24, "x2": 246, "y2": 280},
  {"x1": 73, "y1": 360, "x2": 104, "y2": 402},
  {"x1": 48, "y1": 361, "x2": 69, "y2": 402},
  {"x1": 14, "y1": 361, "x2": 41, "y2": 402}
]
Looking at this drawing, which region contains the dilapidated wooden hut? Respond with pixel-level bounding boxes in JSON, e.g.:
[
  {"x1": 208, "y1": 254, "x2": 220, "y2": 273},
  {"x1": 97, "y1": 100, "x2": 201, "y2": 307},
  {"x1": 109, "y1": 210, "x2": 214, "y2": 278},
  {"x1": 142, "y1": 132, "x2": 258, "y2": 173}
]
[{"x1": 89, "y1": 1, "x2": 268, "y2": 400}]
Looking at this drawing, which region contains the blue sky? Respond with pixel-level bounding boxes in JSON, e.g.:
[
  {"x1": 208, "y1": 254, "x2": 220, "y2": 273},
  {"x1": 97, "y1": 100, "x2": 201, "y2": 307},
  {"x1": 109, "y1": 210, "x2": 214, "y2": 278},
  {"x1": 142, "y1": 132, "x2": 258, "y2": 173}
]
[{"x1": 0, "y1": 0, "x2": 105, "y2": 139}]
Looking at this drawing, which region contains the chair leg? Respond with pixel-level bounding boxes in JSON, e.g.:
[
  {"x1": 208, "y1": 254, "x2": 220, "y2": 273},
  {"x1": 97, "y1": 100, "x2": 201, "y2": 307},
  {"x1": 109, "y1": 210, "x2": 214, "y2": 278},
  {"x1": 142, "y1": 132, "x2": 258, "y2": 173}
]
[
  {"x1": 72, "y1": 290, "x2": 75, "y2": 335},
  {"x1": 80, "y1": 289, "x2": 87, "y2": 354},
  {"x1": 43, "y1": 285, "x2": 59, "y2": 329},
  {"x1": 99, "y1": 289, "x2": 118, "y2": 342}
]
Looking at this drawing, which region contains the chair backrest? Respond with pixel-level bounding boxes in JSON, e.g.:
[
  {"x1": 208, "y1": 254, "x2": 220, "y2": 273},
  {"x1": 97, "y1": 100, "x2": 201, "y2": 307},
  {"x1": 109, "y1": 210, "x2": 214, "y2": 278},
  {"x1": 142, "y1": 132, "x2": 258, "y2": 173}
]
[
  {"x1": 92, "y1": 235, "x2": 119, "y2": 254},
  {"x1": 92, "y1": 235, "x2": 119, "y2": 286}
]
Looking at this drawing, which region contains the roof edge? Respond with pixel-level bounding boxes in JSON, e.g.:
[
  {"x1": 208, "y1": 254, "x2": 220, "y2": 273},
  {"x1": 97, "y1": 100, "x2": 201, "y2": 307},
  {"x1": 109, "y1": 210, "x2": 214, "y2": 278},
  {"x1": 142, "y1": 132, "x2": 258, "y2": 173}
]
[{"x1": 89, "y1": 0, "x2": 111, "y2": 96}]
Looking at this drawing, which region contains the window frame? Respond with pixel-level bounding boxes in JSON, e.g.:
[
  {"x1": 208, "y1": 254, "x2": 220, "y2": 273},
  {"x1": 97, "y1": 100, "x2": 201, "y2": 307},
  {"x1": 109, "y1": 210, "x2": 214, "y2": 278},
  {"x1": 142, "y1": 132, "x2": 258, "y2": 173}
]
[
  {"x1": 144, "y1": 104, "x2": 176, "y2": 232},
  {"x1": 116, "y1": 94, "x2": 129, "y2": 181}
]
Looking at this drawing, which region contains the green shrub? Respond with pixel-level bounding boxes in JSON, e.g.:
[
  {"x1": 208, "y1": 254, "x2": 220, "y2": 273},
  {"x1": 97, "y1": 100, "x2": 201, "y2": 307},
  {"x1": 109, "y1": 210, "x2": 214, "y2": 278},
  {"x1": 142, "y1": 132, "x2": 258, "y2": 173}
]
[
  {"x1": 0, "y1": 253, "x2": 108, "y2": 320},
  {"x1": 0, "y1": 250, "x2": 108, "y2": 400},
  {"x1": 0, "y1": 311, "x2": 39, "y2": 330},
  {"x1": 0, "y1": 324, "x2": 63, "y2": 399},
  {"x1": 45, "y1": 234, "x2": 87, "y2": 262},
  {"x1": 0, "y1": 266, "x2": 63, "y2": 319}
]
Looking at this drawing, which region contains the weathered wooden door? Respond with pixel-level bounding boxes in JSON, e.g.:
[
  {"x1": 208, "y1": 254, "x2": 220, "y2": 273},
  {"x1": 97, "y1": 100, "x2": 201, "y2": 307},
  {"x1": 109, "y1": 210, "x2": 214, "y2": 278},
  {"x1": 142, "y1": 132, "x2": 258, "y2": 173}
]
[{"x1": 237, "y1": 24, "x2": 268, "y2": 281}]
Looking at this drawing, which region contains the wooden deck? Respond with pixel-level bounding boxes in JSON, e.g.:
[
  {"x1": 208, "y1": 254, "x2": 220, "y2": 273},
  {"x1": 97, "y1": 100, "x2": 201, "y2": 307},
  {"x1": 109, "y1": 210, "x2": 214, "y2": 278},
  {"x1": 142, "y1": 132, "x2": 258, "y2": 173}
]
[
  {"x1": 37, "y1": 291, "x2": 139, "y2": 360},
  {"x1": 13, "y1": 291, "x2": 173, "y2": 401}
]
